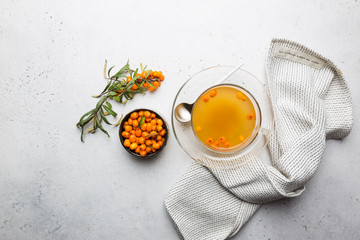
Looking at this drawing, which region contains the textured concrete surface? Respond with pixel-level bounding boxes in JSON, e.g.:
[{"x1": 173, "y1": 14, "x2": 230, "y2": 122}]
[{"x1": 0, "y1": 0, "x2": 359, "y2": 239}]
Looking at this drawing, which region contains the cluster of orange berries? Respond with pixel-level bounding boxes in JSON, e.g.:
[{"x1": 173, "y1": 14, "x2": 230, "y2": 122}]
[
  {"x1": 126, "y1": 70, "x2": 165, "y2": 92},
  {"x1": 203, "y1": 135, "x2": 247, "y2": 149},
  {"x1": 122, "y1": 110, "x2": 166, "y2": 157},
  {"x1": 205, "y1": 136, "x2": 232, "y2": 148},
  {"x1": 202, "y1": 89, "x2": 217, "y2": 102}
]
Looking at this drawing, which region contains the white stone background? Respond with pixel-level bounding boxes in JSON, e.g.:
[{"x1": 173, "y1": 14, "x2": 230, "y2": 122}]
[{"x1": 1, "y1": 0, "x2": 359, "y2": 239}]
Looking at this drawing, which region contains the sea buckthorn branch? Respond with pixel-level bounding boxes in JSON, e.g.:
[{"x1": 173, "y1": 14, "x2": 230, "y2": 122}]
[{"x1": 76, "y1": 60, "x2": 165, "y2": 142}]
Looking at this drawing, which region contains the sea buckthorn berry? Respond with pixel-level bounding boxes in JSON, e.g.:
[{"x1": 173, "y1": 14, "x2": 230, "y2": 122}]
[
  {"x1": 146, "y1": 124, "x2": 152, "y2": 132},
  {"x1": 149, "y1": 70, "x2": 154, "y2": 77},
  {"x1": 158, "y1": 140, "x2": 163, "y2": 146},
  {"x1": 146, "y1": 147, "x2": 152, "y2": 153},
  {"x1": 128, "y1": 118, "x2": 133, "y2": 125},
  {"x1": 122, "y1": 131, "x2": 130, "y2": 138},
  {"x1": 159, "y1": 74, "x2": 165, "y2": 81},
  {"x1": 156, "y1": 119, "x2": 163, "y2": 126},
  {"x1": 153, "y1": 81, "x2": 160, "y2": 89},
  {"x1": 135, "y1": 129, "x2": 142, "y2": 137},
  {"x1": 150, "y1": 131, "x2": 157, "y2": 136},
  {"x1": 239, "y1": 135, "x2": 245, "y2": 142},
  {"x1": 206, "y1": 137, "x2": 214, "y2": 144},
  {"x1": 247, "y1": 113, "x2": 254, "y2": 120},
  {"x1": 236, "y1": 92, "x2": 246, "y2": 101},
  {"x1": 124, "y1": 125, "x2": 132, "y2": 132},
  {"x1": 209, "y1": 90, "x2": 217, "y2": 97},
  {"x1": 141, "y1": 123, "x2": 147, "y2": 131},
  {"x1": 124, "y1": 121, "x2": 128, "y2": 125},
  {"x1": 141, "y1": 71, "x2": 147, "y2": 78},
  {"x1": 214, "y1": 141, "x2": 221, "y2": 147},
  {"x1": 129, "y1": 135, "x2": 137, "y2": 143},
  {"x1": 133, "y1": 120, "x2": 139, "y2": 128},
  {"x1": 156, "y1": 135, "x2": 162, "y2": 141},
  {"x1": 156, "y1": 125, "x2": 163, "y2": 132},
  {"x1": 153, "y1": 142, "x2": 160, "y2": 150},
  {"x1": 150, "y1": 113, "x2": 156, "y2": 119},
  {"x1": 150, "y1": 119, "x2": 157, "y2": 126},
  {"x1": 131, "y1": 84, "x2": 138, "y2": 90},
  {"x1": 135, "y1": 146, "x2": 140, "y2": 153},
  {"x1": 142, "y1": 131, "x2": 149, "y2": 138},
  {"x1": 152, "y1": 125, "x2": 156, "y2": 131},
  {"x1": 143, "y1": 82, "x2": 149, "y2": 88},
  {"x1": 145, "y1": 139, "x2": 152, "y2": 146},
  {"x1": 130, "y1": 143, "x2": 138, "y2": 150},
  {"x1": 138, "y1": 137, "x2": 145, "y2": 144},
  {"x1": 149, "y1": 87, "x2": 155, "y2": 92},
  {"x1": 130, "y1": 112, "x2": 139, "y2": 119},
  {"x1": 195, "y1": 126, "x2": 202, "y2": 132},
  {"x1": 140, "y1": 151, "x2": 147, "y2": 157},
  {"x1": 154, "y1": 71, "x2": 161, "y2": 78},
  {"x1": 144, "y1": 111, "x2": 151, "y2": 118},
  {"x1": 126, "y1": 76, "x2": 132, "y2": 83},
  {"x1": 152, "y1": 148, "x2": 156, "y2": 153},
  {"x1": 224, "y1": 142, "x2": 230, "y2": 148},
  {"x1": 159, "y1": 129, "x2": 166, "y2": 136},
  {"x1": 124, "y1": 139, "x2": 131, "y2": 147},
  {"x1": 219, "y1": 136, "x2": 226, "y2": 143},
  {"x1": 145, "y1": 118, "x2": 151, "y2": 123},
  {"x1": 130, "y1": 130, "x2": 135, "y2": 135},
  {"x1": 140, "y1": 144, "x2": 147, "y2": 151},
  {"x1": 139, "y1": 110, "x2": 144, "y2": 117},
  {"x1": 135, "y1": 73, "x2": 142, "y2": 79},
  {"x1": 203, "y1": 96, "x2": 209, "y2": 102}
]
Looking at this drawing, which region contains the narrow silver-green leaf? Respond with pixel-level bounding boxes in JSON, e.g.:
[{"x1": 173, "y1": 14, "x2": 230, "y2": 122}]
[
  {"x1": 103, "y1": 105, "x2": 117, "y2": 117},
  {"x1": 105, "y1": 101, "x2": 112, "y2": 109},
  {"x1": 100, "y1": 108, "x2": 111, "y2": 125}
]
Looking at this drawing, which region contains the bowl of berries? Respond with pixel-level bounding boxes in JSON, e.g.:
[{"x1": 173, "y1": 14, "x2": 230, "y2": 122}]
[{"x1": 119, "y1": 109, "x2": 168, "y2": 158}]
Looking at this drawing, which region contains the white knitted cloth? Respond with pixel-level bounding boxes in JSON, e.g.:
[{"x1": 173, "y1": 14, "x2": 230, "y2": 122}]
[{"x1": 165, "y1": 39, "x2": 353, "y2": 240}]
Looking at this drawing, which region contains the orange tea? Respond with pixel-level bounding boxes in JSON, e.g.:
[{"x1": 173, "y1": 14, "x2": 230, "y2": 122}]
[{"x1": 192, "y1": 84, "x2": 258, "y2": 152}]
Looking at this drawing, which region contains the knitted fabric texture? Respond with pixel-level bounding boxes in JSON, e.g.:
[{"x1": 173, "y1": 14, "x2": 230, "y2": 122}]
[{"x1": 165, "y1": 39, "x2": 353, "y2": 240}]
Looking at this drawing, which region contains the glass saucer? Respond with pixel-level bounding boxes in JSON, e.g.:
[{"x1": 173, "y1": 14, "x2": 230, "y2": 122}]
[{"x1": 171, "y1": 66, "x2": 274, "y2": 169}]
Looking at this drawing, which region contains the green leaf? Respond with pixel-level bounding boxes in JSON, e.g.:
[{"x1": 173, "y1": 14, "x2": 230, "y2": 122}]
[
  {"x1": 130, "y1": 89, "x2": 147, "y2": 94},
  {"x1": 113, "y1": 96, "x2": 121, "y2": 102},
  {"x1": 96, "y1": 96, "x2": 107, "y2": 110},
  {"x1": 105, "y1": 101, "x2": 112, "y2": 109},
  {"x1": 80, "y1": 127, "x2": 84, "y2": 142},
  {"x1": 140, "y1": 63, "x2": 147, "y2": 72},
  {"x1": 101, "y1": 81, "x2": 112, "y2": 94},
  {"x1": 78, "y1": 108, "x2": 95, "y2": 123},
  {"x1": 77, "y1": 113, "x2": 95, "y2": 127},
  {"x1": 100, "y1": 108, "x2": 111, "y2": 125},
  {"x1": 96, "y1": 118, "x2": 110, "y2": 138},
  {"x1": 111, "y1": 63, "x2": 129, "y2": 79},
  {"x1": 139, "y1": 116, "x2": 145, "y2": 128},
  {"x1": 107, "y1": 91, "x2": 118, "y2": 97},
  {"x1": 146, "y1": 80, "x2": 155, "y2": 88},
  {"x1": 103, "y1": 105, "x2": 117, "y2": 117}
]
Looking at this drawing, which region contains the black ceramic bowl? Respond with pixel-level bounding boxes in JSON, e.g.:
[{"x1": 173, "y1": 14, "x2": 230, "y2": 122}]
[{"x1": 119, "y1": 108, "x2": 169, "y2": 158}]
